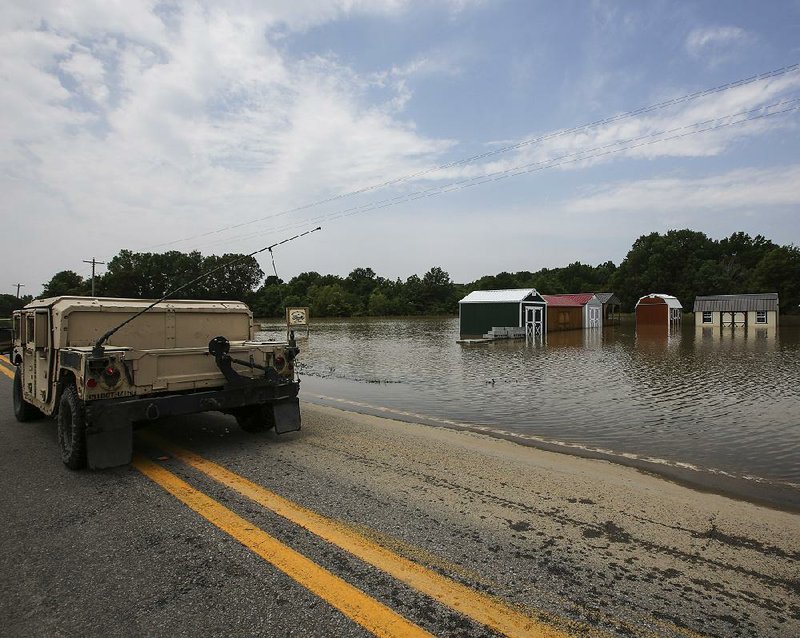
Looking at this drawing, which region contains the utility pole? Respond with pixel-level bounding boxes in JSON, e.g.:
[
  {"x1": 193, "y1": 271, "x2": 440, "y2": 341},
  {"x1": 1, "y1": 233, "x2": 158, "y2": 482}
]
[
  {"x1": 12, "y1": 283, "x2": 24, "y2": 298},
  {"x1": 82, "y1": 258, "x2": 106, "y2": 297}
]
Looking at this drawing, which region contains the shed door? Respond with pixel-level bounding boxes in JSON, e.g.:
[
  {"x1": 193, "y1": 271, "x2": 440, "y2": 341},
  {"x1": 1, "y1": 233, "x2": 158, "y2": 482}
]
[
  {"x1": 721, "y1": 311, "x2": 746, "y2": 327},
  {"x1": 526, "y1": 307, "x2": 543, "y2": 337},
  {"x1": 588, "y1": 306, "x2": 600, "y2": 328}
]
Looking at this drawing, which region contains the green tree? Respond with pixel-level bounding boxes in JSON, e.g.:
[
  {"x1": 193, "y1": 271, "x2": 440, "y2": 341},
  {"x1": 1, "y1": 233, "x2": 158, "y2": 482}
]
[
  {"x1": 41, "y1": 270, "x2": 89, "y2": 297},
  {"x1": 400, "y1": 274, "x2": 424, "y2": 315},
  {"x1": 0, "y1": 294, "x2": 30, "y2": 317},
  {"x1": 250, "y1": 276, "x2": 286, "y2": 317},
  {"x1": 310, "y1": 283, "x2": 356, "y2": 317},
  {"x1": 285, "y1": 271, "x2": 324, "y2": 306},
  {"x1": 344, "y1": 268, "x2": 380, "y2": 299},
  {"x1": 691, "y1": 260, "x2": 734, "y2": 297},
  {"x1": 102, "y1": 250, "x2": 203, "y2": 298},
  {"x1": 99, "y1": 250, "x2": 261, "y2": 300},
  {"x1": 748, "y1": 245, "x2": 800, "y2": 313},
  {"x1": 420, "y1": 266, "x2": 456, "y2": 314},
  {"x1": 367, "y1": 289, "x2": 395, "y2": 316},
  {"x1": 611, "y1": 230, "x2": 717, "y2": 310},
  {"x1": 718, "y1": 232, "x2": 778, "y2": 283},
  {"x1": 198, "y1": 254, "x2": 264, "y2": 301}
]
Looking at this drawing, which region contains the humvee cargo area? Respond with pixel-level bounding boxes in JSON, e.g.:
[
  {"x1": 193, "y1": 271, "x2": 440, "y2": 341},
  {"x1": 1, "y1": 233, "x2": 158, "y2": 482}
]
[{"x1": 10, "y1": 297, "x2": 301, "y2": 470}]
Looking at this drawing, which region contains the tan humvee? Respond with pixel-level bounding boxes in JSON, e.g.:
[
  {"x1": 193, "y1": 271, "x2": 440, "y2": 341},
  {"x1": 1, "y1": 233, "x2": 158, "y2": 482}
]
[{"x1": 10, "y1": 297, "x2": 301, "y2": 469}]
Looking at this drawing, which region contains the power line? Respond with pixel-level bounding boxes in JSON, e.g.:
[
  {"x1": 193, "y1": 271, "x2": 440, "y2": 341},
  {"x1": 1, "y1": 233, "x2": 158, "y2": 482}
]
[
  {"x1": 74, "y1": 64, "x2": 800, "y2": 267},
  {"x1": 183, "y1": 97, "x2": 800, "y2": 252},
  {"x1": 141, "y1": 62, "x2": 800, "y2": 252}
]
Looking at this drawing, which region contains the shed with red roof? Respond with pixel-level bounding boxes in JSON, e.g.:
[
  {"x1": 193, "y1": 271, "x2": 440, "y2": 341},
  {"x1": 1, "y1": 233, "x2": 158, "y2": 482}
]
[{"x1": 541, "y1": 293, "x2": 602, "y2": 332}]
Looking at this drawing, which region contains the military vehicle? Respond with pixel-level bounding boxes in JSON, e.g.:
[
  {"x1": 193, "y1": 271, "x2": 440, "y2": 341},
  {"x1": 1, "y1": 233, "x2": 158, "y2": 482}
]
[{"x1": 10, "y1": 297, "x2": 301, "y2": 470}]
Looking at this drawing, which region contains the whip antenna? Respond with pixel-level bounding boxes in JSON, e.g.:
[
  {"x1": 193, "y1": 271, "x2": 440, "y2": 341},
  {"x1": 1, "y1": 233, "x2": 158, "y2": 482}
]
[{"x1": 92, "y1": 227, "x2": 322, "y2": 357}]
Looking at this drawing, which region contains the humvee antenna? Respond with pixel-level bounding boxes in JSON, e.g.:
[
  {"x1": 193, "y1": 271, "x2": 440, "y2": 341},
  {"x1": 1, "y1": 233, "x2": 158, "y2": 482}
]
[{"x1": 91, "y1": 226, "x2": 322, "y2": 358}]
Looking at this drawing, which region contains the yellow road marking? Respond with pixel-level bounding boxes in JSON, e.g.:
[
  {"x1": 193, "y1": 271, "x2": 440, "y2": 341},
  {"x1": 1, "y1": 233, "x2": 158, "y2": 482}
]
[
  {"x1": 0, "y1": 359, "x2": 13, "y2": 379},
  {"x1": 132, "y1": 454, "x2": 433, "y2": 638},
  {"x1": 141, "y1": 432, "x2": 572, "y2": 638}
]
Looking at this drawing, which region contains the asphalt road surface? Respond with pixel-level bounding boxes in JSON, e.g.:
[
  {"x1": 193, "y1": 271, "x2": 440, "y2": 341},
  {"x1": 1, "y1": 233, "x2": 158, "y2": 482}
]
[{"x1": 1, "y1": 359, "x2": 798, "y2": 637}]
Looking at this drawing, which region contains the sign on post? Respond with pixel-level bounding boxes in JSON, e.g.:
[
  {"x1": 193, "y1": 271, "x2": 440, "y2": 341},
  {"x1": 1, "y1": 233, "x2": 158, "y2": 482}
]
[{"x1": 286, "y1": 307, "x2": 310, "y2": 336}]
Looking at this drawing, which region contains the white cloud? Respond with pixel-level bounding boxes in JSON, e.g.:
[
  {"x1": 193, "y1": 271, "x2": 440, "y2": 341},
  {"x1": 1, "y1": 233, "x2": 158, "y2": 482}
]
[
  {"x1": 563, "y1": 165, "x2": 800, "y2": 215},
  {"x1": 421, "y1": 69, "x2": 800, "y2": 183},
  {"x1": 0, "y1": 2, "x2": 797, "y2": 294},
  {"x1": 685, "y1": 26, "x2": 751, "y2": 67},
  {"x1": 0, "y1": 1, "x2": 467, "y2": 293}
]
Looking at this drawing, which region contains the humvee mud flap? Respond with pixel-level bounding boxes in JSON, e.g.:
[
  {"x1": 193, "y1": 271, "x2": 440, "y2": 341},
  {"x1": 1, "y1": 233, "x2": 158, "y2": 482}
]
[{"x1": 86, "y1": 383, "x2": 301, "y2": 469}]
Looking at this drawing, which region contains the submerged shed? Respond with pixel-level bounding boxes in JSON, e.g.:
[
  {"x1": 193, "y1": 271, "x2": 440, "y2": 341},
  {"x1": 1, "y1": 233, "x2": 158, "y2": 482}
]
[
  {"x1": 593, "y1": 292, "x2": 622, "y2": 326},
  {"x1": 635, "y1": 294, "x2": 683, "y2": 329},
  {"x1": 541, "y1": 295, "x2": 582, "y2": 332},
  {"x1": 458, "y1": 288, "x2": 547, "y2": 339},
  {"x1": 542, "y1": 293, "x2": 602, "y2": 331},
  {"x1": 693, "y1": 293, "x2": 779, "y2": 327}
]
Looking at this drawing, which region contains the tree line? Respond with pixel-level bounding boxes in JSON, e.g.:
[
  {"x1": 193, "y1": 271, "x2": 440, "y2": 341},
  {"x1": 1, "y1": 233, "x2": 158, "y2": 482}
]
[{"x1": 3, "y1": 229, "x2": 798, "y2": 318}]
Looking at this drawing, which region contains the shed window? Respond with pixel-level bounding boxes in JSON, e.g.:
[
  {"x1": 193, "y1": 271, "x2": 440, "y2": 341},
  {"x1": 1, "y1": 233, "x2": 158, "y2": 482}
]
[
  {"x1": 702, "y1": 311, "x2": 712, "y2": 323},
  {"x1": 756, "y1": 311, "x2": 767, "y2": 324}
]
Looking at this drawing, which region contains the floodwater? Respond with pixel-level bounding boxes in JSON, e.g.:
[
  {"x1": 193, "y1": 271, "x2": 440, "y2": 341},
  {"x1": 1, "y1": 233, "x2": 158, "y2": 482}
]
[{"x1": 257, "y1": 317, "x2": 800, "y2": 498}]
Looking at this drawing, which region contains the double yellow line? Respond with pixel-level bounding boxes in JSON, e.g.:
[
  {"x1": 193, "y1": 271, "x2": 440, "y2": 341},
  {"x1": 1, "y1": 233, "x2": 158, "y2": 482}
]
[
  {"x1": 0, "y1": 354, "x2": 14, "y2": 379},
  {"x1": 136, "y1": 432, "x2": 573, "y2": 638}
]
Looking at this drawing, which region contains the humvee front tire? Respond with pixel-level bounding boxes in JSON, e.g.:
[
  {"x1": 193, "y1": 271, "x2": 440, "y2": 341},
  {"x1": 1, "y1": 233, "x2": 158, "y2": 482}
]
[
  {"x1": 234, "y1": 404, "x2": 276, "y2": 433},
  {"x1": 58, "y1": 385, "x2": 87, "y2": 470},
  {"x1": 13, "y1": 366, "x2": 41, "y2": 422}
]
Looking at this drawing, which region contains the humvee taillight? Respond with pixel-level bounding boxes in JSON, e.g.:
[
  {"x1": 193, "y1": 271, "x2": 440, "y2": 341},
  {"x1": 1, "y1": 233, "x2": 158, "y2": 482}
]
[{"x1": 86, "y1": 378, "x2": 97, "y2": 388}]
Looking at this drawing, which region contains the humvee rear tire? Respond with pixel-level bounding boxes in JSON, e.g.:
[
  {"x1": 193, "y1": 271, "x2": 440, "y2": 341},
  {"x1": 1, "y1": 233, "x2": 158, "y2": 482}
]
[
  {"x1": 58, "y1": 385, "x2": 87, "y2": 470},
  {"x1": 13, "y1": 366, "x2": 41, "y2": 422},
  {"x1": 234, "y1": 404, "x2": 276, "y2": 433}
]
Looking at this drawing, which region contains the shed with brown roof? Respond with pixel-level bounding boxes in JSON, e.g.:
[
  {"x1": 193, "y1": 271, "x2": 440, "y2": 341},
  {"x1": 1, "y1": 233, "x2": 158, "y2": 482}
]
[{"x1": 635, "y1": 294, "x2": 683, "y2": 329}]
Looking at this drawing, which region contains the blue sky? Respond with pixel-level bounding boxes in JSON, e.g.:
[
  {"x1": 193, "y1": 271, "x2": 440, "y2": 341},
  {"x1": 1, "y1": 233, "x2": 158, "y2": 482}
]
[{"x1": 2, "y1": 1, "x2": 799, "y2": 295}]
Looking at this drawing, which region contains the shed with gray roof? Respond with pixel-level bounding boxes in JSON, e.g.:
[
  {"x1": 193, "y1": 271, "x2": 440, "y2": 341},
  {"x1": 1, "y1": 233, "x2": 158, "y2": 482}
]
[
  {"x1": 693, "y1": 293, "x2": 779, "y2": 328},
  {"x1": 591, "y1": 292, "x2": 621, "y2": 326}
]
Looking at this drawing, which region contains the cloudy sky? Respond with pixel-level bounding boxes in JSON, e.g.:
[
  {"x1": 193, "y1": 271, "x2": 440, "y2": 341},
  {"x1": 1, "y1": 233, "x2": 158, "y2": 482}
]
[{"x1": 3, "y1": 0, "x2": 800, "y2": 295}]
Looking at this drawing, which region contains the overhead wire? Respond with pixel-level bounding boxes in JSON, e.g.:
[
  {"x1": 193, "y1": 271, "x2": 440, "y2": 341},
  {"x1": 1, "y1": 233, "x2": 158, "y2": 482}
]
[
  {"x1": 69, "y1": 63, "x2": 800, "y2": 276},
  {"x1": 180, "y1": 96, "x2": 800, "y2": 253},
  {"x1": 140, "y1": 62, "x2": 800, "y2": 252}
]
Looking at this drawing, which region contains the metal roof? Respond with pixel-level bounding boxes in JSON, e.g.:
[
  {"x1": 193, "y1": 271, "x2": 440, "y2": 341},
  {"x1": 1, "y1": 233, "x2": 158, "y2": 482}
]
[
  {"x1": 544, "y1": 293, "x2": 599, "y2": 307},
  {"x1": 23, "y1": 296, "x2": 249, "y2": 313},
  {"x1": 692, "y1": 293, "x2": 779, "y2": 312},
  {"x1": 635, "y1": 294, "x2": 683, "y2": 310},
  {"x1": 459, "y1": 289, "x2": 540, "y2": 304},
  {"x1": 592, "y1": 292, "x2": 620, "y2": 305},
  {"x1": 541, "y1": 294, "x2": 583, "y2": 307}
]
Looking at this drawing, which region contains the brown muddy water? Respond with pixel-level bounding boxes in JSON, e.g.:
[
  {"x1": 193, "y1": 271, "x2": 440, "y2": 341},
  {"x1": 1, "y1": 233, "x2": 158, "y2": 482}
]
[{"x1": 257, "y1": 317, "x2": 800, "y2": 508}]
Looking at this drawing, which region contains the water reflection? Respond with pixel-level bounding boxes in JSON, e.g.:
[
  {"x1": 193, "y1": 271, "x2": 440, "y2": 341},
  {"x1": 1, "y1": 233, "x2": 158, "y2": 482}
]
[{"x1": 258, "y1": 317, "x2": 800, "y2": 483}]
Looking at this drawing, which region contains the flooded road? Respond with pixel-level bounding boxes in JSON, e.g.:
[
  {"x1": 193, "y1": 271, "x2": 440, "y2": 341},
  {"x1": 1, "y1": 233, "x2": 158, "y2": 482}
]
[{"x1": 259, "y1": 317, "x2": 800, "y2": 497}]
